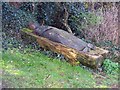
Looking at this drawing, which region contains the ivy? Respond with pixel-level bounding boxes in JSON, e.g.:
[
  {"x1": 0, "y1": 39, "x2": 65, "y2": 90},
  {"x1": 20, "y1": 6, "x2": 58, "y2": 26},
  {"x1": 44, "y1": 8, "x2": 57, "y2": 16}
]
[{"x1": 103, "y1": 59, "x2": 119, "y2": 74}]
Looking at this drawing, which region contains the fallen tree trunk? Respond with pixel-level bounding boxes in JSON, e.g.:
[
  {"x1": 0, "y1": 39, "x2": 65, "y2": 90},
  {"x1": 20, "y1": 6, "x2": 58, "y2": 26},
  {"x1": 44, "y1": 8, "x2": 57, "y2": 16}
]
[{"x1": 21, "y1": 28, "x2": 109, "y2": 69}]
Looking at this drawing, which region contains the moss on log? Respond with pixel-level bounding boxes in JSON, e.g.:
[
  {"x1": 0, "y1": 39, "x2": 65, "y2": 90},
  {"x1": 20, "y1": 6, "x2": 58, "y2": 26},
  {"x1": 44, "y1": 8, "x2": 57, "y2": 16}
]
[{"x1": 21, "y1": 28, "x2": 109, "y2": 69}]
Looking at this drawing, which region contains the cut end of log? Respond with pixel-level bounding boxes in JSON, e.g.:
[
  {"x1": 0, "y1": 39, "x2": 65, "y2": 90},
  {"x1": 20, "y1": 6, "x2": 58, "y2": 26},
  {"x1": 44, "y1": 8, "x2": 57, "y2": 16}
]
[{"x1": 78, "y1": 47, "x2": 109, "y2": 69}]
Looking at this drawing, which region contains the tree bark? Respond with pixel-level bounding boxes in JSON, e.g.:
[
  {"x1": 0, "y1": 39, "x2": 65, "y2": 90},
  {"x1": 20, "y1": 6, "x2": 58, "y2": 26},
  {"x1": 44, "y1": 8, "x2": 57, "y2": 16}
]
[{"x1": 54, "y1": 2, "x2": 73, "y2": 33}]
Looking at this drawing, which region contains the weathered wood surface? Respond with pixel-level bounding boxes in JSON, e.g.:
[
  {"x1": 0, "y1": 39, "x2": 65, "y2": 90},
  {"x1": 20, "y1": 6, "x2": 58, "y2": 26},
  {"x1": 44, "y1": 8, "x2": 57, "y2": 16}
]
[
  {"x1": 28, "y1": 24, "x2": 95, "y2": 52},
  {"x1": 21, "y1": 28, "x2": 109, "y2": 69}
]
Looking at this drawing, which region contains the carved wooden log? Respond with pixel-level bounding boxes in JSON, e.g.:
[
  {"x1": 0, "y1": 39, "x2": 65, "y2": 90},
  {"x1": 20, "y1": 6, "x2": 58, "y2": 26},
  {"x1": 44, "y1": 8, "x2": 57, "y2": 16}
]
[{"x1": 21, "y1": 28, "x2": 109, "y2": 69}]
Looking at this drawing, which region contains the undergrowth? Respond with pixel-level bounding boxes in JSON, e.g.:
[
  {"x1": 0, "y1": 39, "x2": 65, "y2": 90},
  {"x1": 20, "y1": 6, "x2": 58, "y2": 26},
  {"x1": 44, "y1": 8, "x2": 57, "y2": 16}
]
[{"x1": 102, "y1": 59, "x2": 119, "y2": 74}]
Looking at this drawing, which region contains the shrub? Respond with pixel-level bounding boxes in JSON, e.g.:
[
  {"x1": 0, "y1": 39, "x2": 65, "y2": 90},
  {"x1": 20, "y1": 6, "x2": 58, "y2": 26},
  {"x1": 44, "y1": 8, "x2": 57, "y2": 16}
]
[{"x1": 103, "y1": 59, "x2": 119, "y2": 74}]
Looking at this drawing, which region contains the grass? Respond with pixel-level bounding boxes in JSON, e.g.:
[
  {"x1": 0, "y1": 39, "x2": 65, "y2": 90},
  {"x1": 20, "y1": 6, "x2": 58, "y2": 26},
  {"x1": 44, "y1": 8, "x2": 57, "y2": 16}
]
[{"x1": 1, "y1": 48, "x2": 119, "y2": 88}]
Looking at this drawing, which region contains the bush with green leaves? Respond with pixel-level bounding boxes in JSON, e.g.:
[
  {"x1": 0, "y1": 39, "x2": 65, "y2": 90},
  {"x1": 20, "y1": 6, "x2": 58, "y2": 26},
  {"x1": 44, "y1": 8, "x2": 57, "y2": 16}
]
[
  {"x1": 69, "y1": 12, "x2": 101, "y2": 32},
  {"x1": 103, "y1": 59, "x2": 119, "y2": 74},
  {"x1": 2, "y1": 2, "x2": 36, "y2": 32}
]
